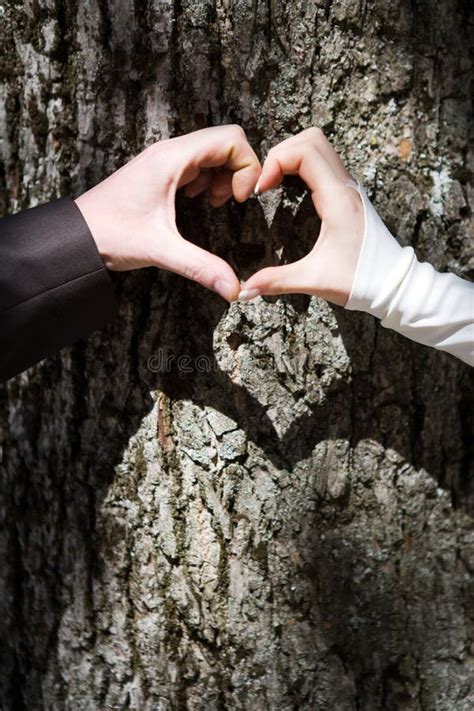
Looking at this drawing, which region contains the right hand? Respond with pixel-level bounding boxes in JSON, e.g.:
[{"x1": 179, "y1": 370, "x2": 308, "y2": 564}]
[
  {"x1": 75, "y1": 125, "x2": 261, "y2": 302},
  {"x1": 239, "y1": 128, "x2": 365, "y2": 306}
]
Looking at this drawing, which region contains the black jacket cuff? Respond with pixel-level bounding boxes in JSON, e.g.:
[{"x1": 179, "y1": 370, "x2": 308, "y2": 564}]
[{"x1": 0, "y1": 197, "x2": 118, "y2": 382}]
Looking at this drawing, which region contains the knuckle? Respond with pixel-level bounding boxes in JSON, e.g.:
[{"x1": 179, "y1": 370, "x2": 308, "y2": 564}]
[
  {"x1": 228, "y1": 123, "x2": 246, "y2": 138},
  {"x1": 307, "y1": 126, "x2": 325, "y2": 143},
  {"x1": 185, "y1": 260, "x2": 207, "y2": 285},
  {"x1": 145, "y1": 141, "x2": 162, "y2": 158},
  {"x1": 212, "y1": 184, "x2": 231, "y2": 198},
  {"x1": 184, "y1": 261, "x2": 199, "y2": 281},
  {"x1": 147, "y1": 139, "x2": 173, "y2": 162},
  {"x1": 339, "y1": 184, "x2": 363, "y2": 213},
  {"x1": 267, "y1": 145, "x2": 280, "y2": 159}
]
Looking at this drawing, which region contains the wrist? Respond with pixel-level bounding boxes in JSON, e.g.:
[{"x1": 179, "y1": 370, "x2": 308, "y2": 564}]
[
  {"x1": 314, "y1": 187, "x2": 365, "y2": 306},
  {"x1": 75, "y1": 191, "x2": 115, "y2": 270}
]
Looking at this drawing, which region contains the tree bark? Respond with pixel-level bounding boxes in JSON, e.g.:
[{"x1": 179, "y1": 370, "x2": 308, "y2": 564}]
[{"x1": 1, "y1": 1, "x2": 473, "y2": 709}]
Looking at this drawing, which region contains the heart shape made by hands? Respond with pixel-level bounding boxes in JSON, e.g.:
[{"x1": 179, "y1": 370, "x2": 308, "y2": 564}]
[
  {"x1": 77, "y1": 126, "x2": 364, "y2": 309},
  {"x1": 178, "y1": 127, "x2": 364, "y2": 308}
]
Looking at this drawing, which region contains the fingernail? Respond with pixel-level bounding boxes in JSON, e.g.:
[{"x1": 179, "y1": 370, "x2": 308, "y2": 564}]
[
  {"x1": 254, "y1": 179, "x2": 261, "y2": 196},
  {"x1": 215, "y1": 279, "x2": 235, "y2": 302},
  {"x1": 239, "y1": 288, "x2": 260, "y2": 301}
]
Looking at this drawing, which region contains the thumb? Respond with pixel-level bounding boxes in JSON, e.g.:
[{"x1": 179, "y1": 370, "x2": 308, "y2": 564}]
[
  {"x1": 152, "y1": 229, "x2": 240, "y2": 302},
  {"x1": 239, "y1": 256, "x2": 317, "y2": 300}
]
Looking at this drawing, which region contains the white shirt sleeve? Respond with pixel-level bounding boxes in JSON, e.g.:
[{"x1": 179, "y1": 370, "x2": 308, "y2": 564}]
[{"x1": 345, "y1": 181, "x2": 474, "y2": 366}]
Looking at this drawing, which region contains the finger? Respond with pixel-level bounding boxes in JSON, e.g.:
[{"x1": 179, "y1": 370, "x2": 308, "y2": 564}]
[
  {"x1": 257, "y1": 141, "x2": 338, "y2": 196},
  {"x1": 257, "y1": 144, "x2": 341, "y2": 220},
  {"x1": 185, "y1": 170, "x2": 212, "y2": 198},
  {"x1": 151, "y1": 227, "x2": 240, "y2": 302},
  {"x1": 257, "y1": 129, "x2": 350, "y2": 188},
  {"x1": 297, "y1": 128, "x2": 352, "y2": 183},
  {"x1": 255, "y1": 133, "x2": 312, "y2": 193},
  {"x1": 254, "y1": 153, "x2": 286, "y2": 193},
  {"x1": 209, "y1": 169, "x2": 233, "y2": 207},
  {"x1": 239, "y1": 256, "x2": 316, "y2": 300},
  {"x1": 256, "y1": 128, "x2": 349, "y2": 196},
  {"x1": 182, "y1": 125, "x2": 261, "y2": 202}
]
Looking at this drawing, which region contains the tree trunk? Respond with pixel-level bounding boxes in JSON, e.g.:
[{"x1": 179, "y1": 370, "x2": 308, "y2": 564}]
[{"x1": 1, "y1": 1, "x2": 473, "y2": 709}]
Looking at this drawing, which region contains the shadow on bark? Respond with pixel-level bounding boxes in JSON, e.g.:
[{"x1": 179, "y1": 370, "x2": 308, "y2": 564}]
[{"x1": 137, "y1": 187, "x2": 473, "y2": 514}]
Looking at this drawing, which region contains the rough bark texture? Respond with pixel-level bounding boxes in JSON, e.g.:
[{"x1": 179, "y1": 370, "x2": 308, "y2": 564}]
[{"x1": 1, "y1": 1, "x2": 474, "y2": 709}]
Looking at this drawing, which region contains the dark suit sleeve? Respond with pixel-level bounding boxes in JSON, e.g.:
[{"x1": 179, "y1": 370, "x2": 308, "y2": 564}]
[{"x1": 0, "y1": 197, "x2": 118, "y2": 382}]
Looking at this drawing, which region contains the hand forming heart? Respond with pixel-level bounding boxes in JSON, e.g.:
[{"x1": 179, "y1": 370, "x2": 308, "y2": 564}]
[
  {"x1": 240, "y1": 128, "x2": 365, "y2": 307},
  {"x1": 76, "y1": 126, "x2": 364, "y2": 307}
]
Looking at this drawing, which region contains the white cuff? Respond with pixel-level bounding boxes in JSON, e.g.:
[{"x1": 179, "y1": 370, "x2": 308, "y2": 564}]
[{"x1": 345, "y1": 182, "x2": 474, "y2": 366}]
